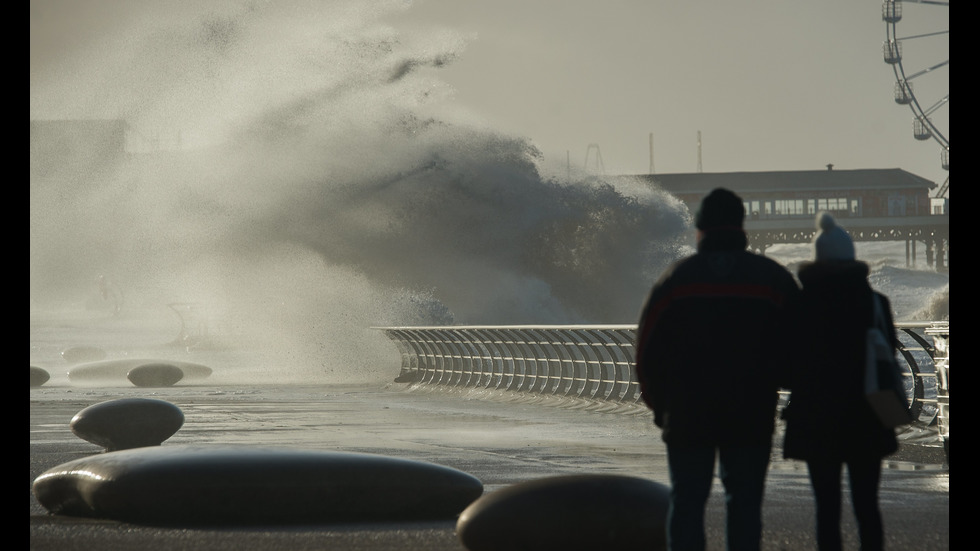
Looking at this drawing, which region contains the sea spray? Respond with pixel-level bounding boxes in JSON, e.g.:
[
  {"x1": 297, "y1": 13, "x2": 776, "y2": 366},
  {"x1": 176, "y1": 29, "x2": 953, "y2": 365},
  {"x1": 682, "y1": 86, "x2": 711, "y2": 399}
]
[
  {"x1": 31, "y1": 2, "x2": 691, "y2": 382},
  {"x1": 914, "y1": 285, "x2": 948, "y2": 321}
]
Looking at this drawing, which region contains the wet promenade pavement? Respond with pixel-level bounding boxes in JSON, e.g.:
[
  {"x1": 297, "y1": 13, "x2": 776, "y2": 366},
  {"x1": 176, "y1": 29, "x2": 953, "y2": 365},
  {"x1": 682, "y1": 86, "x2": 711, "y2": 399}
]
[{"x1": 30, "y1": 381, "x2": 948, "y2": 551}]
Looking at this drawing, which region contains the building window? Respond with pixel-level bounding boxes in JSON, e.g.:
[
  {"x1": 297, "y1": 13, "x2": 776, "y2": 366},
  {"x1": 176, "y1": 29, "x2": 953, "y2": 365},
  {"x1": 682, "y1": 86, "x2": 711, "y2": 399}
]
[
  {"x1": 816, "y1": 198, "x2": 848, "y2": 213},
  {"x1": 887, "y1": 195, "x2": 907, "y2": 216},
  {"x1": 772, "y1": 199, "x2": 805, "y2": 216}
]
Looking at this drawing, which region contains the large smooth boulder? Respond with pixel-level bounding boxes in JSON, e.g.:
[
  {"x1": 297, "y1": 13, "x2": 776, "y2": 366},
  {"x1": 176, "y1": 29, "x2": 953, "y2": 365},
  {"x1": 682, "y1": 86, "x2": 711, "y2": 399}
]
[
  {"x1": 32, "y1": 446, "x2": 484, "y2": 526},
  {"x1": 61, "y1": 346, "x2": 107, "y2": 364},
  {"x1": 70, "y1": 398, "x2": 185, "y2": 452},
  {"x1": 456, "y1": 474, "x2": 669, "y2": 551},
  {"x1": 127, "y1": 363, "x2": 184, "y2": 387},
  {"x1": 30, "y1": 366, "x2": 51, "y2": 387},
  {"x1": 68, "y1": 358, "x2": 212, "y2": 384}
]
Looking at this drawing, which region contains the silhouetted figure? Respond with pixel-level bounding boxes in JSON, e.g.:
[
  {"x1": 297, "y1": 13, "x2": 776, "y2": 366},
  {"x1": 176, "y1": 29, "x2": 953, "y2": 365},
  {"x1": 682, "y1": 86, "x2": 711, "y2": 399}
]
[
  {"x1": 635, "y1": 188, "x2": 799, "y2": 551},
  {"x1": 782, "y1": 213, "x2": 899, "y2": 551}
]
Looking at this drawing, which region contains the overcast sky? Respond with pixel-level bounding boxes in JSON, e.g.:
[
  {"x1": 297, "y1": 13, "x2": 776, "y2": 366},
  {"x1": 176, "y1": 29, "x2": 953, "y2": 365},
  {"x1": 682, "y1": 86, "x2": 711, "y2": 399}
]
[{"x1": 31, "y1": 1, "x2": 949, "y2": 186}]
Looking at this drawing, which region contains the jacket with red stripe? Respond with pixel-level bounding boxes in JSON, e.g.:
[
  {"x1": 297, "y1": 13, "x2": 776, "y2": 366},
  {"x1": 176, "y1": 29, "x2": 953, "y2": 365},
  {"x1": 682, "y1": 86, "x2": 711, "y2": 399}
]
[{"x1": 635, "y1": 229, "x2": 799, "y2": 446}]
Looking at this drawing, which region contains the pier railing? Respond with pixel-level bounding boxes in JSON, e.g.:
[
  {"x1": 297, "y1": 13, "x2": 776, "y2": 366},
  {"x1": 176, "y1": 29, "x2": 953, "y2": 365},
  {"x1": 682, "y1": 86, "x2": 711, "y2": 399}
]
[{"x1": 377, "y1": 322, "x2": 949, "y2": 428}]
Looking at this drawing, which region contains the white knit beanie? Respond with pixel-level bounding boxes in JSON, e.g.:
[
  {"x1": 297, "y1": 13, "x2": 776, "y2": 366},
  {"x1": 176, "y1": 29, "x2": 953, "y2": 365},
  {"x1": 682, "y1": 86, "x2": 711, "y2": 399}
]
[{"x1": 814, "y1": 212, "x2": 855, "y2": 261}]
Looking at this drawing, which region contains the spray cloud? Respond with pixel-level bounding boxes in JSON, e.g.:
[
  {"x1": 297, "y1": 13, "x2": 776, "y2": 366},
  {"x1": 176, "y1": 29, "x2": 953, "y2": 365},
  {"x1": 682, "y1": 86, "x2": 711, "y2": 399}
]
[{"x1": 30, "y1": 1, "x2": 691, "y2": 382}]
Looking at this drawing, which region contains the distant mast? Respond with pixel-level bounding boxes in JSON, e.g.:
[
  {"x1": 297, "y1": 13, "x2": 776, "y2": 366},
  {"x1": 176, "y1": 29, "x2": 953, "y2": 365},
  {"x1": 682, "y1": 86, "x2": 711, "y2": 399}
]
[
  {"x1": 649, "y1": 133, "x2": 655, "y2": 174},
  {"x1": 697, "y1": 130, "x2": 703, "y2": 173}
]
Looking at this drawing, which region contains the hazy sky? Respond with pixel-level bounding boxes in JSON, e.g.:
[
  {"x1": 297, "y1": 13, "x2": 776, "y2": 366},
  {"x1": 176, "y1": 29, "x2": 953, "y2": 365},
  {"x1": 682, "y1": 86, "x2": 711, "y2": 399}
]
[
  {"x1": 31, "y1": 0, "x2": 949, "y2": 186},
  {"x1": 397, "y1": 0, "x2": 948, "y2": 184}
]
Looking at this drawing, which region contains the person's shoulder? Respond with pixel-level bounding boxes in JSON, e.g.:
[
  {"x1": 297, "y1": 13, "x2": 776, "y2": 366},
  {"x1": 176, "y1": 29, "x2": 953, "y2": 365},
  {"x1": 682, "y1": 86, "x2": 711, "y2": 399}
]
[
  {"x1": 741, "y1": 250, "x2": 793, "y2": 273},
  {"x1": 645, "y1": 257, "x2": 684, "y2": 293},
  {"x1": 741, "y1": 250, "x2": 782, "y2": 265},
  {"x1": 669, "y1": 252, "x2": 701, "y2": 270},
  {"x1": 740, "y1": 251, "x2": 798, "y2": 289}
]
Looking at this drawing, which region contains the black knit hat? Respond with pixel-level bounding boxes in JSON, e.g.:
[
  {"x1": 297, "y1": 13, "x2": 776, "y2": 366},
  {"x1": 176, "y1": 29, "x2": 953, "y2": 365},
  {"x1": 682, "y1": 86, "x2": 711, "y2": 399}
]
[{"x1": 695, "y1": 188, "x2": 745, "y2": 230}]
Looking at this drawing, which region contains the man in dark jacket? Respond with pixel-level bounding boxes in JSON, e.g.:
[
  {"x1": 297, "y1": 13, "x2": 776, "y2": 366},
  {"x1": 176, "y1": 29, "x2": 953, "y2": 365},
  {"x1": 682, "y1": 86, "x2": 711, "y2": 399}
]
[{"x1": 635, "y1": 188, "x2": 799, "y2": 551}]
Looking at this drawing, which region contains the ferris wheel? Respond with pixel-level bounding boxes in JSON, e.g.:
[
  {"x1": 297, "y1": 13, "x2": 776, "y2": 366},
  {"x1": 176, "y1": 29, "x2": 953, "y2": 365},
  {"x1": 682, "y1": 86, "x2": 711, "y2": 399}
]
[{"x1": 882, "y1": 1, "x2": 949, "y2": 195}]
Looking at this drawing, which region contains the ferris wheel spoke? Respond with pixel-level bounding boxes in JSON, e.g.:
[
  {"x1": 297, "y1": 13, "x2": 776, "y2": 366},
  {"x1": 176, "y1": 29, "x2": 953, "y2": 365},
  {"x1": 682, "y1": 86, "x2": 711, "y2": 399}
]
[
  {"x1": 922, "y1": 95, "x2": 949, "y2": 117},
  {"x1": 896, "y1": 29, "x2": 949, "y2": 40},
  {"x1": 903, "y1": 59, "x2": 949, "y2": 81}
]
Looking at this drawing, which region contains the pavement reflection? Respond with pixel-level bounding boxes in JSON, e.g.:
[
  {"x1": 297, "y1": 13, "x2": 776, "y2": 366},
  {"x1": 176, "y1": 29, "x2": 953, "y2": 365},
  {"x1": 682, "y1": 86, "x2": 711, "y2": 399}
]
[{"x1": 30, "y1": 382, "x2": 948, "y2": 551}]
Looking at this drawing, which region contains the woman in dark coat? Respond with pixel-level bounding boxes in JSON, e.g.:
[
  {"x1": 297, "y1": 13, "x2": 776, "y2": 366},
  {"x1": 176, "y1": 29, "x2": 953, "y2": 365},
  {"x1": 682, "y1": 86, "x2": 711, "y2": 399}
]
[{"x1": 783, "y1": 213, "x2": 900, "y2": 551}]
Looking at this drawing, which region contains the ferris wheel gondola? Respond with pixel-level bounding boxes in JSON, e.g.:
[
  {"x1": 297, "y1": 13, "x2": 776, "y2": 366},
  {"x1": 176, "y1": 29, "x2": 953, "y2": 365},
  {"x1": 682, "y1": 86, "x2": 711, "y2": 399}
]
[{"x1": 882, "y1": 1, "x2": 949, "y2": 193}]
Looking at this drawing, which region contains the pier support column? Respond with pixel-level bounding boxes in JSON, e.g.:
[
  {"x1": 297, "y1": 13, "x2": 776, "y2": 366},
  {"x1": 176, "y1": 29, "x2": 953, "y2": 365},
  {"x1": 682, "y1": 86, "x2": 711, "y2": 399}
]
[{"x1": 935, "y1": 239, "x2": 947, "y2": 272}]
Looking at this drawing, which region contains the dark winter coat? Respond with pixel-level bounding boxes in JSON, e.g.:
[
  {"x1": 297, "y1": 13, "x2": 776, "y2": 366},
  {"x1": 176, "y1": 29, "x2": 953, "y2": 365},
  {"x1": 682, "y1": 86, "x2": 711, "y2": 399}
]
[
  {"x1": 782, "y1": 260, "x2": 899, "y2": 461},
  {"x1": 635, "y1": 229, "x2": 800, "y2": 447}
]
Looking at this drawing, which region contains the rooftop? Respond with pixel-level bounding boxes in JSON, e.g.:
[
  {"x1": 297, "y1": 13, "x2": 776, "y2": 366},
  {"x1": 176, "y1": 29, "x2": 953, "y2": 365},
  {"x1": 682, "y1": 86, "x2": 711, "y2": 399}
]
[{"x1": 623, "y1": 168, "x2": 937, "y2": 193}]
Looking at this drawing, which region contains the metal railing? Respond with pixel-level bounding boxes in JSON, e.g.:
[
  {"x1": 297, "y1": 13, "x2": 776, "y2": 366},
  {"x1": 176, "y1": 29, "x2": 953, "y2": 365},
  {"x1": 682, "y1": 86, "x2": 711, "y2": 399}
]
[
  {"x1": 378, "y1": 325, "x2": 641, "y2": 402},
  {"x1": 377, "y1": 322, "x2": 949, "y2": 429},
  {"x1": 921, "y1": 322, "x2": 949, "y2": 457},
  {"x1": 894, "y1": 322, "x2": 941, "y2": 420}
]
